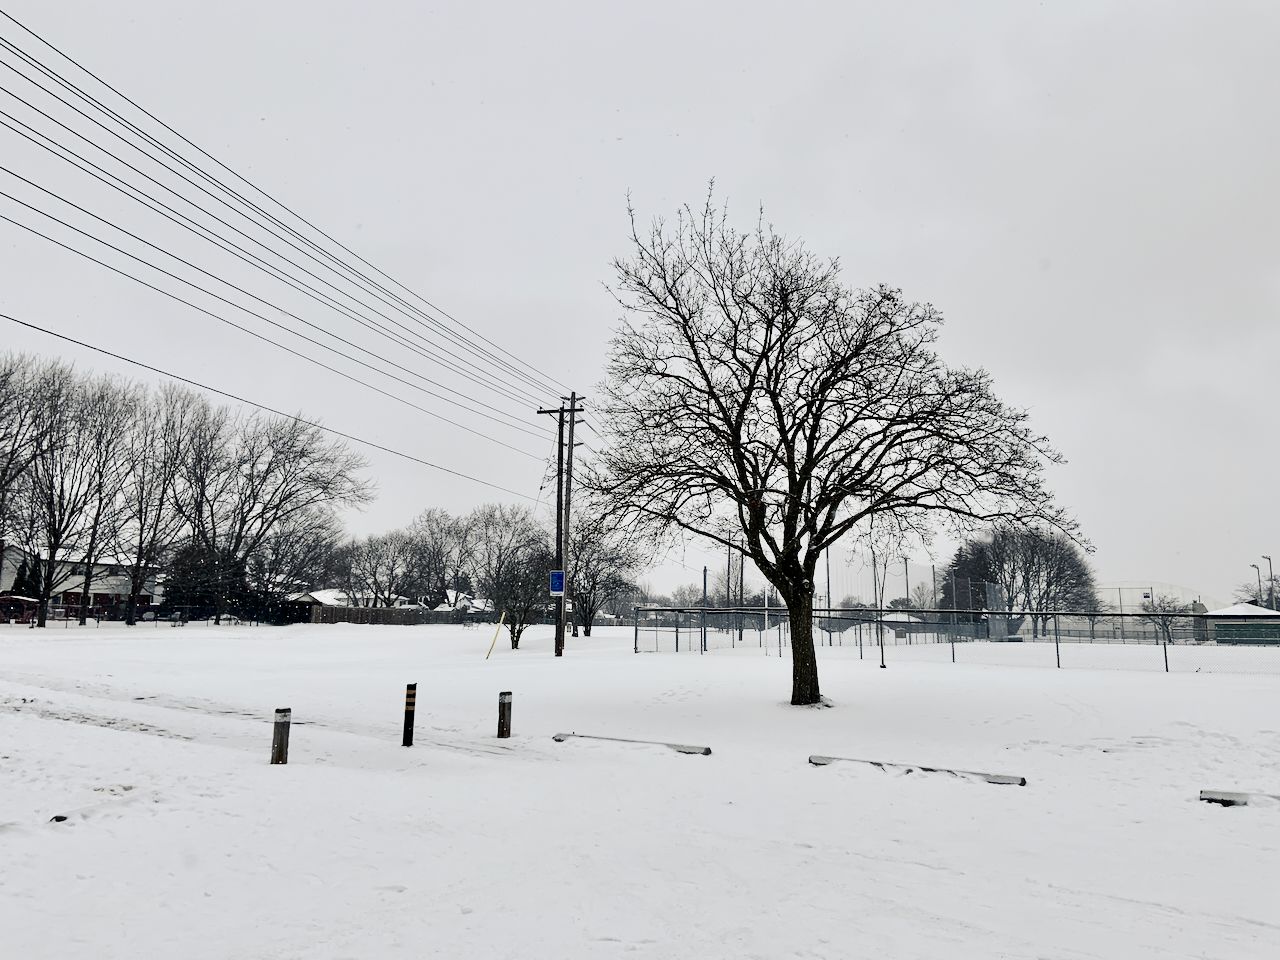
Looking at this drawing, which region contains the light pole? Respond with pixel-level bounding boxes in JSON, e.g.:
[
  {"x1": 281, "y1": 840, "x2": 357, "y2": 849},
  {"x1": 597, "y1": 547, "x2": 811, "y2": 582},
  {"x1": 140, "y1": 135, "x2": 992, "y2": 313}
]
[
  {"x1": 1250, "y1": 564, "x2": 1263, "y2": 606},
  {"x1": 1264, "y1": 555, "x2": 1274, "y2": 610}
]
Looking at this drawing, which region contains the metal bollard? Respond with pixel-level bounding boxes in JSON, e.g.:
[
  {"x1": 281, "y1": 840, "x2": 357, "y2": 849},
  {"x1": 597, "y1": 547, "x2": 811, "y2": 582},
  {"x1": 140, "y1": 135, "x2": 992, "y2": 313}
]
[
  {"x1": 497, "y1": 691, "x2": 512, "y2": 739},
  {"x1": 270, "y1": 707, "x2": 291, "y2": 764},
  {"x1": 402, "y1": 683, "x2": 416, "y2": 747}
]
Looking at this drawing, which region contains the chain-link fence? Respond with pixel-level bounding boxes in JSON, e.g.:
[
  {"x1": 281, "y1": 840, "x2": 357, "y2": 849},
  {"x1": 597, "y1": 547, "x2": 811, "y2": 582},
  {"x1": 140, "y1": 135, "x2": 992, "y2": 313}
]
[
  {"x1": 632, "y1": 606, "x2": 1280, "y2": 675},
  {"x1": 1, "y1": 604, "x2": 290, "y2": 628}
]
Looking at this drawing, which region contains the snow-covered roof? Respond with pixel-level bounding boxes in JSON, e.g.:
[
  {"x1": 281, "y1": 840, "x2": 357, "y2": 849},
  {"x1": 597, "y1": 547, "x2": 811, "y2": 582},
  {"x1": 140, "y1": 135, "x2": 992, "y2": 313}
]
[
  {"x1": 291, "y1": 588, "x2": 350, "y2": 606},
  {"x1": 1205, "y1": 602, "x2": 1280, "y2": 618},
  {"x1": 880, "y1": 611, "x2": 921, "y2": 623}
]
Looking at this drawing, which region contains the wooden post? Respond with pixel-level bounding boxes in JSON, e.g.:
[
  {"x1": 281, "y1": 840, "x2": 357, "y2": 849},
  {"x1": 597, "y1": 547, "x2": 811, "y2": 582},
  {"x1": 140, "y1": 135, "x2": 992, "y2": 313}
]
[
  {"x1": 270, "y1": 707, "x2": 291, "y2": 764},
  {"x1": 402, "y1": 683, "x2": 416, "y2": 747},
  {"x1": 497, "y1": 691, "x2": 512, "y2": 738}
]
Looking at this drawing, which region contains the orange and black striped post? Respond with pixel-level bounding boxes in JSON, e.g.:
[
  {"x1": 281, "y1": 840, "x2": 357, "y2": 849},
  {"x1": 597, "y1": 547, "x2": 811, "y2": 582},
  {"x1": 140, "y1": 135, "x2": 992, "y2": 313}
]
[{"x1": 402, "y1": 683, "x2": 417, "y2": 747}]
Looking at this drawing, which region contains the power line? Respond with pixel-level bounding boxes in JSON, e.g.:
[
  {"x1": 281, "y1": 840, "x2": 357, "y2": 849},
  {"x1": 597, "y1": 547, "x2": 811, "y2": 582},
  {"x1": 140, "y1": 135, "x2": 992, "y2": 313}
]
[
  {"x1": 0, "y1": 83, "x2": 553, "y2": 411},
  {"x1": 0, "y1": 40, "x2": 561, "y2": 402},
  {"x1": 0, "y1": 311, "x2": 540, "y2": 502},
  {"x1": 0, "y1": 207, "x2": 544, "y2": 461},
  {"x1": 0, "y1": 21, "x2": 568, "y2": 401},
  {"x1": 0, "y1": 165, "x2": 550, "y2": 439},
  {"x1": 0, "y1": 10, "x2": 572, "y2": 395}
]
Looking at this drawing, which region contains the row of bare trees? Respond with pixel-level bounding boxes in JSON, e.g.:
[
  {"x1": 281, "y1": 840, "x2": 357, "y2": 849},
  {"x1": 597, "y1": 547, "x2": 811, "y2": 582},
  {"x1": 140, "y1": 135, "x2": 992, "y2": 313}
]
[
  {"x1": 0, "y1": 352, "x2": 370, "y2": 626},
  {"x1": 340, "y1": 505, "x2": 644, "y2": 648},
  {"x1": 941, "y1": 524, "x2": 1099, "y2": 634}
]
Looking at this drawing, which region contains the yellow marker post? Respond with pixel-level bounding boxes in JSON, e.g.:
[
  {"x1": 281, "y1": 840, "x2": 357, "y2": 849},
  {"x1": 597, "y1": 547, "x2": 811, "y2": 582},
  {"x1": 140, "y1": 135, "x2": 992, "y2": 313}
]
[{"x1": 485, "y1": 611, "x2": 507, "y2": 660}]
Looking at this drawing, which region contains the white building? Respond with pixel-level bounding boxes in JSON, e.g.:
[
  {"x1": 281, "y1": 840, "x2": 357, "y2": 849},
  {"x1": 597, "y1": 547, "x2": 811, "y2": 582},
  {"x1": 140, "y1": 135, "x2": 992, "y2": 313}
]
[{"x1": 0, "y1": 544, "x2": 163, "y2": 614}]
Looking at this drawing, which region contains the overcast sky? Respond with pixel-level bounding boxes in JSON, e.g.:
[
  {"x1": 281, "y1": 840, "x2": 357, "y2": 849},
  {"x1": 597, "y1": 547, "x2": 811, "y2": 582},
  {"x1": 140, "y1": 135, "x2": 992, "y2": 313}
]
[{"x1": 1, "y1": 1, "x2": 1276, "y2": 607}]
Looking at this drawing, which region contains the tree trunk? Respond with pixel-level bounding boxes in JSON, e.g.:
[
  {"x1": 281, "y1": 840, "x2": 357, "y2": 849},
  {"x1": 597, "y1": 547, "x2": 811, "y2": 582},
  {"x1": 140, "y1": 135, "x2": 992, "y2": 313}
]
[
  {"x1": 78, "y1": 531, "x2": 100, "y2": 625},
  {"x1": 37, "y1": 552, "x2": 56, "y2": 628},
  {"x1": 125, "y1": 571, "x2": 143, "y2": 626},
  {"x1": 783, "y1": 589, "x2": 820, "y2": 705}
]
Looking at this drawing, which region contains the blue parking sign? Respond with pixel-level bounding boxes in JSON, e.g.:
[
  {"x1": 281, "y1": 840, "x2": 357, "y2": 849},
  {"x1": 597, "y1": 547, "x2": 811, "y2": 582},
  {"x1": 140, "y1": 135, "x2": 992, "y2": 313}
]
[{"x1": 549, "y1": 570, "x2": 565, "y2": 597}]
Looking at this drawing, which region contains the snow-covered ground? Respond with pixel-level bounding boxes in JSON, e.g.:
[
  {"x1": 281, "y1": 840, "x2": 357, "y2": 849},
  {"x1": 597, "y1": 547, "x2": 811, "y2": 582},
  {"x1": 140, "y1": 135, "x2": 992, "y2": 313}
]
[{"x1": 2, "y1": 622, "x2": 1277, "y2": 959}]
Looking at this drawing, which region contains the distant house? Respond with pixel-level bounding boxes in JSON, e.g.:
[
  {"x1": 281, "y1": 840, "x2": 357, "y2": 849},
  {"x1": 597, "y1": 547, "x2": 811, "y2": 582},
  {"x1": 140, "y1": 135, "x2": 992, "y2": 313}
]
[
  {"x1": 287, "y1": 588, "x2": 414, "y2": 609},
  {"x1": 287, "y1": 588, "x2": 352, "y2": 607},
  {"x1": 0, "y1": 544, "x2": 162, "y2": 617},
  {"x1": 1204, "y1": 603, "x2": 1280, "y2": 644},
  {"x1": 880, "y1": 610, "x2": 922, "y2": 640},
  {"x1": 429, "y1": 590, "x2": 493, "y2": 615}
]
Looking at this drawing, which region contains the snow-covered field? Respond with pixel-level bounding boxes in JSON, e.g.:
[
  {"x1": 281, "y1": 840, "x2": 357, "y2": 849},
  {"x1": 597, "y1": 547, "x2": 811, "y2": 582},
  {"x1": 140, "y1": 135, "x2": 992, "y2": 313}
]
[{"x1": 2, "y1": 622, "x2": 1278, "y2": 959}]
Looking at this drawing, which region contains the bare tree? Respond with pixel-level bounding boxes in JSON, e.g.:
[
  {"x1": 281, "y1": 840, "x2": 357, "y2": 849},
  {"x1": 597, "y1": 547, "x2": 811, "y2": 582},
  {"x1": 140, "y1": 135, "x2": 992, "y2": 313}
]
[
  {"x1": 470, "y1": 503, "x2": 549, "y2": 648},
  {"x1": 173, "y1": 408, "x2": 371, "y2": 621},
  {"x1": 1233, "y1": 578, "x2": 1278, "y2": 609},
  {"x1": 593, "y1": 195, "x2": 1069, "y2": 703},
  {"x1": 247, "y1": 506, "x2": 345, "y2": 599},
  {"x1": 117, "y1": 384, "x2": 198, "y2": 624},
  {"x1": 1017, "y1": 529, "x2": 1098, "y2": 636},
  {"x1": 0, "y1": 354, "x2": 65, "y2": 552},
  {"x1": 75, "y1": 376, "x2": 138, "y2": 624},
  {"x1": 670, "y1": 582, "x2": 704, "y2": 607},
  {"x1": 908, "y1": 582, "x2": 935, "y2": 610},
  {"x1": 944, "y1": 524, "x2": 1096, "y2": 635},
  {"x1": 19, "y1": 367, "x2": 93, "y2": 626},
  {"x1": 346, "y1": 530, "x2": 414, "y2": 607},
  {"x1": 405, "y1": 508, "x2": 474, "y2": 607},
  {"x1": 567, "y1": 510, "x2": 644, "y2": 636},
  {"x1": 1141, "y1": 594, "x2": 1192, "y2": 645},
  {"x1": 1082, "y1": 598, "x2": 1111, "y2": 641}
]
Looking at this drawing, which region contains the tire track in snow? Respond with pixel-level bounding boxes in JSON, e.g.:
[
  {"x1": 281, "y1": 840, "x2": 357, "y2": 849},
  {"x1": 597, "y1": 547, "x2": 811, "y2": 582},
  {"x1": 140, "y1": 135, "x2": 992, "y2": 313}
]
[{"x1": 0, "y1": 673, "x2": 528, "y2": 761}]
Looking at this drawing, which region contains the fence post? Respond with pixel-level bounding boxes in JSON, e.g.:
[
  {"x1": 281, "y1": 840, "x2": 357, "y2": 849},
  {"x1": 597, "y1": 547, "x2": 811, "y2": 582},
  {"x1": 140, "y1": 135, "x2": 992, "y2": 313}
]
[
  {"x1": 700, "y1": 608, "x2": 707, "y2": 653},
  {"x1": 497, "y1": 691, "x2": 513, "y2": 739},
  {"x1": 1162, "y1": 621, "x2": 1170, "y2": 673},
  {"x1": 270, "y1": 707, "x2": 291, "y2": 764},
  {"x1": 633, "y1": 606, "x2": 639, "y2": 654},
  {"x1": 1053, "y1": 614, "x2": 1061, "y2": 669},
  {"x1": 402, "y1": 683, "x2": 416, "y2": 747},
  {"x1": 675, "y1": 610, "x2": 680, "y2": 653}
]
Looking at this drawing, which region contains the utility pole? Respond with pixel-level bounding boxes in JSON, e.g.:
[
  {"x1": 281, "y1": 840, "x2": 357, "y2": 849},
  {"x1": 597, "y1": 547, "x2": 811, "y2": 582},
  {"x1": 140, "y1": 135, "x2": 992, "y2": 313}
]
[
  {"x1": 738, "y1": 545, "x2": 745, "y2": 645},
  {"x1": 564, "y1": 392, "x2": 579, "y2": 640},
  {"x1": 702, "y1": 565, "x2": 708, "y2": 653},
  {"x1": 537, "y1": 392, "x2": 585, "y2": 658},
  {"x1": 1264, "y1": 555, "x2": 1274, "y2": 610},
  {"x1": 825, "y1": 547, "x2": 833, "y2": 647},
  {"x1": 726, "y1": 538, "x2": 733, "y2": 608},
  {"x1": 903, "y1": 558, "x2": 911, "y2": 608}
]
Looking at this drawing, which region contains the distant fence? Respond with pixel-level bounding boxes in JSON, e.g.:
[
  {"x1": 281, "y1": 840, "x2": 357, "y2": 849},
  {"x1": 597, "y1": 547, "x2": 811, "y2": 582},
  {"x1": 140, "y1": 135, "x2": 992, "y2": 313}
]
[
  {"x1": 309, "y1": 605, "x2": 471, "y2": 626},
  {"x1": 1, "y1": 603, "x2": 484, "y2": 628},
  {"x1": 632, "y1": 606, "x2": 1280, "y2": 675}
]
